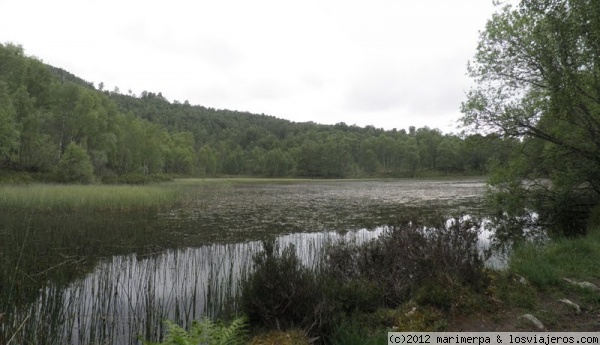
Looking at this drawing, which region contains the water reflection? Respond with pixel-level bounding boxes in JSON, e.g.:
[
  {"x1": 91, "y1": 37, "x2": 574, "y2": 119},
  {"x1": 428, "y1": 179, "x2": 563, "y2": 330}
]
[{"x1": 28, "y1": 223, "x2": 511, "y2": 345}]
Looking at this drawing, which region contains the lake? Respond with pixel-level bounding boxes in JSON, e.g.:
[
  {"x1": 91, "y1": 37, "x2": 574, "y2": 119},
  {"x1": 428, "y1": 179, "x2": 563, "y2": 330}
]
[{"x1": 0, "y1": 178, "x2": 489, "y2": 344}]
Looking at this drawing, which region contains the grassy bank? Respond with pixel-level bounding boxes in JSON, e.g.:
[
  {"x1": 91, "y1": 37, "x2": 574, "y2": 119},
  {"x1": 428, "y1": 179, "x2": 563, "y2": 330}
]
[
  {"x1": 510, "y1": 228, "x2": 600, "y2": 287},
  {"x1": 448, "y1": 227, "x2": 600, "y2": 332}
]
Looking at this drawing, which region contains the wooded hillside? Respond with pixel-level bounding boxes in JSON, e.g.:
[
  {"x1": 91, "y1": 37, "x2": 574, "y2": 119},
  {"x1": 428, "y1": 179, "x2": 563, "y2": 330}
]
[{"x1": 0, "y1": 43, "x2": 517, "y2": 182}]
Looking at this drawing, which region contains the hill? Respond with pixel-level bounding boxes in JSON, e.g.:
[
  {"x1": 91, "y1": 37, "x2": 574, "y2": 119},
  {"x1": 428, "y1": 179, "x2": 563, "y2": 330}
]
[{"x1": 0, "y1": 42, "x2": 517, "y2": 182}]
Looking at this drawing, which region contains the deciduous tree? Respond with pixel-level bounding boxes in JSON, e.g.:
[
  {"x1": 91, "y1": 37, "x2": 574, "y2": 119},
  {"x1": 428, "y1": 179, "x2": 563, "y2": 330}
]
[{"x1": 462, "y1": 0, "x2": 600, "y2": 236}]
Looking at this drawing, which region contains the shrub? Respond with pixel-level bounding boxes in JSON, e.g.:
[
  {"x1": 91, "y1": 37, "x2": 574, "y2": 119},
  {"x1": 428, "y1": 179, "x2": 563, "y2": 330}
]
[
  {"x1": 54, "y1": 142, "x2": 94, "y2": 184},
  {"x1": 323, "y1": 216, "x2": 487, "y2": 308},
  {"x1": 239, "y1": 239, "x2": 321, "y2": 331},
  {"x1": 239, "y1": 217, "x2": 487, "y2": 337}
]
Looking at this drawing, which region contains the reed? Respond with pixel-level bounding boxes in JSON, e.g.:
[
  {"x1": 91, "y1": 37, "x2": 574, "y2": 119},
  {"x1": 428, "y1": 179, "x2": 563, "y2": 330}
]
[{"x1": 0, "y1": 183, "x2": 188, "y2": 211}]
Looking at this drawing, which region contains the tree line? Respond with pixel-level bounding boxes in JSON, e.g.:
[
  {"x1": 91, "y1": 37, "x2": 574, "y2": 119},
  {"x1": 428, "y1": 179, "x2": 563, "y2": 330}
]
[{"x1": 0, "y1": 42, "x2": 517, "y2": 182}]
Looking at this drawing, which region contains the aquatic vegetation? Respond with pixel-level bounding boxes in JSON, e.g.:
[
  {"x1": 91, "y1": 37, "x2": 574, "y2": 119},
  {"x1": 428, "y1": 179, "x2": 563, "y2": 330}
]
[{"x1": 0, "y1": 182, "x2": 188, "y2": 211}]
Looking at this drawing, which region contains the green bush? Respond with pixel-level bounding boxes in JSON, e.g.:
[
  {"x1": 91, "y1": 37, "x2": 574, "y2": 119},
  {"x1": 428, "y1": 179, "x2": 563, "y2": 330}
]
[
  {"x1": 54, "y1": 142, "x2": 94, "y2": 184},
  {"x1": 239, "y1": 240, "x2": 321, "y2": 330},
  {"x1": 0, "y1": 170, "x2": 34, "y2": 184},
  {"x1": 323, "y1": 216, "x2": 487, "y2": 308},
  {"x1": 239, "y1": 217, "x2": 487, "y2": 337}
]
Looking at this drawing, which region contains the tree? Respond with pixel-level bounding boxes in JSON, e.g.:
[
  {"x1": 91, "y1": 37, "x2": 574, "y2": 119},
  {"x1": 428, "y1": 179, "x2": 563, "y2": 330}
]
[
  {"x1": 0, "y1": 82, "x2": 20, "y2": 165},
  {"x1": 244, "y1": 147, "x2": 266, "y2": 175},
  {"x1": 296, "y1": 140, "x2": 323, "y2": 177},
  {"x1": 436, "y1": 137, "x2": 461, "y2": 174},
  {"x1": 223, "y1": 147, "x2": 244, "y2": 175},
  {"x1": 264, "y1": 148, "x2": 290, "y2": 177},
  {"x1": 55, "y1": 142, "x2": 94, "y2": 183},
  {"x1": 403, "y1": 137, "x2": 420, "y2": 177},
  {"x1": 358, "y1": 147, "x2": 378, "y2": 175},
  {"x1": 415, "y1": 127, "x2": 442, "y2": 171},
  {"x1": 169, "y1": 132, "x2": 195, "y2": 174},
  {"x1": 197, "y1": 145, "x2": 218, "y2": 177},
  {"x1": 461, "y1": 0, "x2": 600, "y2": 236}
]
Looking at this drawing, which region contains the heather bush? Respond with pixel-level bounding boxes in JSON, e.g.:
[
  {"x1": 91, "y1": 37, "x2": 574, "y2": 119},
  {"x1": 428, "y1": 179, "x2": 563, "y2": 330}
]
[{"x1": 238, "y1": 216, "x2": 487, "y2": 338}]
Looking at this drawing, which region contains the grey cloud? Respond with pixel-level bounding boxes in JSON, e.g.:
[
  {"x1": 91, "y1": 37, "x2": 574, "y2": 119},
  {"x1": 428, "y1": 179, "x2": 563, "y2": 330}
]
[
  {"x1": 344, "y1": 69, "x2": 406, "y2": 112},
  {"x1": 247, "y1": 80, "x2": 293, "y2": 100},
  {"x1": 344, "y1": 58, "x2": 468, "y2": 117},
  {"x1": 191, "y1": 40, "x2": 241, "y2": 69},
  {"x1": 119, "y1": 21, "x2": 241, "y2": 69}
]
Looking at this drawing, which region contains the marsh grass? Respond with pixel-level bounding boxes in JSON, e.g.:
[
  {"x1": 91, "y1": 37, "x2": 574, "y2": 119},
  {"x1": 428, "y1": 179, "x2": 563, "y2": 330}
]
[{"x1": 0, "y1": 183, "x2": 189, "y2": 211}]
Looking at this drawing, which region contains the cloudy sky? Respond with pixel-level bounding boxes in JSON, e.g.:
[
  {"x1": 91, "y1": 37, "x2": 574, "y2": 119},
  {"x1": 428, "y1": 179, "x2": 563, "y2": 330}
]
[{"x1": 1, "y1": 0, "x2": 498, "y2": 132}]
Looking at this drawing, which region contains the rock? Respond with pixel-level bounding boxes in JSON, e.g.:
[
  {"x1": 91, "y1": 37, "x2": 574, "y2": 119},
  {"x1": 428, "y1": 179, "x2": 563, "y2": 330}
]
[
  {"x1": 558, "y1": 298, "x2": 581, "y2": 313},
  {"x1": 405, "y1": 306, "x2": 417, "y2": 317},
  {"x1": 563, "y1": 278, "x2": 600, "y2": 292},
  {"x1": 519, "y1": 314, "x2": 545, "y2": 330}
]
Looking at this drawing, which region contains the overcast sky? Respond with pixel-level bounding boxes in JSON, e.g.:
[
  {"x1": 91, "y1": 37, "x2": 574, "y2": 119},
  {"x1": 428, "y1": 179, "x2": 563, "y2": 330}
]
[{"x1": 1, "y1": 0, "x2": 498, "y2": 133}]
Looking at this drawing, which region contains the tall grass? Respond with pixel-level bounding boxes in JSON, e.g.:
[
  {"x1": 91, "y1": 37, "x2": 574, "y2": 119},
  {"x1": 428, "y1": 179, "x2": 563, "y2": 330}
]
[
  {"x1": 0, "y1": 183, "x2": 188, "y2": 211},
  {"x1": 509, "y1": 227, "x2": 600, "y2": 288}
]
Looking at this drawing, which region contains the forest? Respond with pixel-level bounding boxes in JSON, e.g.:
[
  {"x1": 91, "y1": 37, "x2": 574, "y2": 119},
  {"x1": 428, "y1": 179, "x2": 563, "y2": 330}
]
[{"x1": 0, "y1": 42, "x2": 517, "y2": 183}]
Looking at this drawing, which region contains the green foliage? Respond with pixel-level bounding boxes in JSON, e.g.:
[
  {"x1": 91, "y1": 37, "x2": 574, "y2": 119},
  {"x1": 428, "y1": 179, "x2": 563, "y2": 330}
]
[
  {"x1": 55, "y1": 142, "x2": 94, "y2": 183},
  {"x1": 197, "y1": 145, "x2": 217, "y2": 177},
  {"x1": 141, "y1": 317, "x2": 248, "y2": 345},
  {"x1": 510, "y1": 227, "x2": 600, "y2": 289},
  {"x1": 462, "y1": 0, "x2": 600, "y2": 236},
  {"x1": 264, "y1": 148, "x2": 291, "y2": 177},
  {"x1": 238, "y1": 217, "x2": 487, "y2": 338},
  {"x1": 239, "y1": 240, "x2": 320, "y2": 330},
  {"x1": 324, "y1": 216, "x2": 488, "y2": 308},
  {"x1": 0, "y1": 81, "x2": 20, "y2": 164}
]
